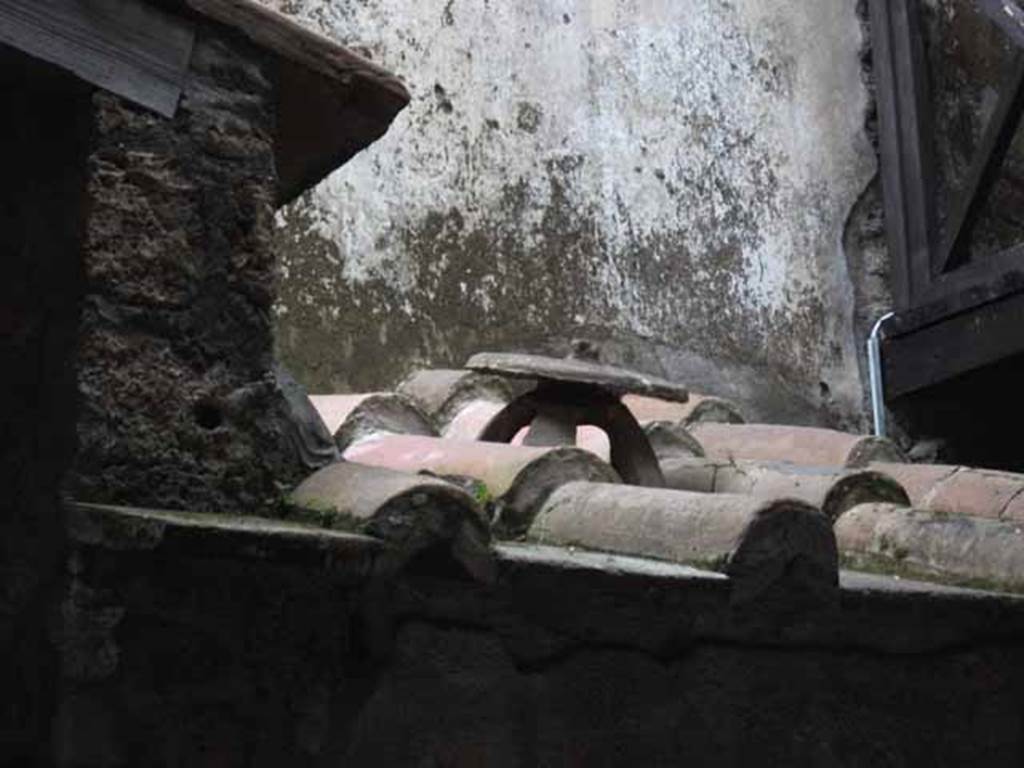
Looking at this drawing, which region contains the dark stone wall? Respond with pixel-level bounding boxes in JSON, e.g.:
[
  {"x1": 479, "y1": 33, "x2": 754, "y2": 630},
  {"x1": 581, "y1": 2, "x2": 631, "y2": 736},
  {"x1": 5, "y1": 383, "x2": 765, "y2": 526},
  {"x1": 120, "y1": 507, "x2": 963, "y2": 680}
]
[
  {"x1": 54, "y1": 532, "x2": 1024, "y2": 768},
  {"x1": 68, "y1": 28, "x2": 306, "y2": 515},
  {"x1": 54, "y1": 550, "x2": 362, "y2": 768},
  {"x1": 0, "y1": 48, "x2": 91, "y2": 767},
  {"x1": 3, "y1": 21, "x2": 341, "y2": 764},
  {"x1": 349, "y1": 621, "x2": 1023, "y2": 767}
]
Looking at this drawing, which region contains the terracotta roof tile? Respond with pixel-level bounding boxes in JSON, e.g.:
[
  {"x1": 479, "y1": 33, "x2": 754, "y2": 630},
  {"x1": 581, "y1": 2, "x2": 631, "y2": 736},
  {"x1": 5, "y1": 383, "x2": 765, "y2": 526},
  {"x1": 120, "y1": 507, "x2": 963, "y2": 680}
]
[
  {"x1": 288, "y1": 460, "x2": 495, "y2": 583},
  {"x1": 836, "y1": 503, "x2": 1024, "y2": 593},
  {"x1": 438, "y1": 396, "x2": 611, "y2": 460},
  {"x1": 872, "y1": 462, "x2": 1024, "y2": 520},
  {"x1": 309, "y1": 393, "x2": 384, "y2": 435},
  {"x1": 397, "y1": 368, "x2": 525, "y2": 424},
  {"x1": 310, "y1": 392, "x2": 437, "y2": 451},
  {"x1": 440, "y1": 396, "x2": 704, "y2": 465},
  {"x1": 659, "y1": 456, "x2": 718, "y2": 493},
  {"x1": 1002, "y1": 492, "x2": 1024, "y2": 522},
  {"x1": 920, "y1": 467, "x2": 1024, "y2": 520},
  {"x1": 690, "y1": 423, "x2": 907, "y2": 467},
  {"x1": 529, "y1": 481, "x2": 837, "y2": 603},
  {"x1": 643, "y1": 422, "x2": 706, "y2": 460},
  {"x1": 661, "y1": 459, "x2": 910, "y2": 522},
  {"x1": 300, "y1": 367, "x2": 1024, "y2": 600},
  {"x1": 867, "y1": 462, "x2": 959, "y2": 505},
  {"x1": 342, "y1": 434, "x2": 620, "y2": 535},
  {"x1": 440, "y1": 397, "x2": 508, "y2": 441},
  {"x1": 622, "y1": 393, "x2": 746, "y2": 425}
]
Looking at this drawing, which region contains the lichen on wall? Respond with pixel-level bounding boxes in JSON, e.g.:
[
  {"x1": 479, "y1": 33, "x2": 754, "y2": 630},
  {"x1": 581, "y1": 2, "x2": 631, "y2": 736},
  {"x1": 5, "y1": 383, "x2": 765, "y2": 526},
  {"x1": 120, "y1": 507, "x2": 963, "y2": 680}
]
[{"x1": 271, "y1": 0, "x2": 876, "y2": 426}]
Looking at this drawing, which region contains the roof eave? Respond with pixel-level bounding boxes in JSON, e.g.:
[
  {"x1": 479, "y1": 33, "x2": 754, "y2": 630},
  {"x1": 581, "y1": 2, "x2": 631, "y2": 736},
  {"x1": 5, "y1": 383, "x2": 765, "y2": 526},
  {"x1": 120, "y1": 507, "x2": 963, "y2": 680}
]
[{"x1": 183, "y1": 0, "x2": 411, "y2": 205}]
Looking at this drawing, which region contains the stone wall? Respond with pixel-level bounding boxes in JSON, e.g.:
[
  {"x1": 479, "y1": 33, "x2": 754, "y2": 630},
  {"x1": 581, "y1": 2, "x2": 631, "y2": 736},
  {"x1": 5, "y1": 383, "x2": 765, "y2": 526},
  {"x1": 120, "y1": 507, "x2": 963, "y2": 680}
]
[
  {"x1": 0, "y1": 50, "x2": 91, "y2": 766},
  {"x1": 68, "y1": 28, "x2": 308, "y2": 516},
  {"x1": 270, "y1": 0, "x2": 877, "y2": 427},
  {"x1": 54, "y1": 509, "x2": 1024, "y2": 767}
]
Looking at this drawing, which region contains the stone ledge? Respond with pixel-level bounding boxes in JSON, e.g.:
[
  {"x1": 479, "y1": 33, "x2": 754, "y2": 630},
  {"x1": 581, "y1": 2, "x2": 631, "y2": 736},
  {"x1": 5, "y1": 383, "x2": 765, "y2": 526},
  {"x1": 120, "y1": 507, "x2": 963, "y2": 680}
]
[
  {"x1": 473, "y1": 542, "x2": 1024, "y2": 658},
  {"x1": 64, "y1": 502, "x2": 1024, "y2": 662},
  {"x1": 67, "y1": 501, "x2": 380, "y2": 579}
]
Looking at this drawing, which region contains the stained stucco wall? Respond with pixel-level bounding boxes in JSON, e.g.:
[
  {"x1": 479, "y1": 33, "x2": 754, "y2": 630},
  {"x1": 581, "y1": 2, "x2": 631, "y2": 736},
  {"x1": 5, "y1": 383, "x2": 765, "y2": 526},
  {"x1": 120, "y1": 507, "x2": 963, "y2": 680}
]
[{"x1": 270, "y1": 0, "x2": 876, "y2": 426}]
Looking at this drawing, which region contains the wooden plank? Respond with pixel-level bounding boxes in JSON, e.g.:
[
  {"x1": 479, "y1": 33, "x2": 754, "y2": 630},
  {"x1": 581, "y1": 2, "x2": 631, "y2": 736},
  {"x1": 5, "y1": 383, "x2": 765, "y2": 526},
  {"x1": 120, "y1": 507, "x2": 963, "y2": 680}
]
[
  {"x1": 883, "y1": 289, "x2": 1024, "y2": 397},
  {"x1": 0, "y1": 0, "x2": 195, "y2": 117},
  {"x1": 926, "y1": 238, "x2": 1024, "y2": 301},
  {"x1": 868, "y1": 0, "x2": 938, "y2": 310},
  {"x1": 939, "y1": 50, "x2": 1024, "y2": 274},
  {"x1": 182, "y1": 0, "x2": 410, "y2": 204},
  {"x1": 869, "y1": 0, "x2": 912, "y2": 309},
  {"x1": 890, "y1": 243, "x2": 1024, "y2": 335},
  {"x1": 183, "y1": 0, "x2": 410, "y2": 103}
]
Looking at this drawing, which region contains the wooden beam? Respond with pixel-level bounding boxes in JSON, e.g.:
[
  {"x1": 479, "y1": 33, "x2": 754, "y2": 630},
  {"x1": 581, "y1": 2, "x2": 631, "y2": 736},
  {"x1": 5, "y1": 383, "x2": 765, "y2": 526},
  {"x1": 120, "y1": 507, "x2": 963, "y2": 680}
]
[
  {"x1": 180, "y1": 0, "x2": 411, "y2": 205},
  {"x1": 891, "y1": 241, "x2": 1024, "y2": 335},
  {"x1": 868, "y1": 0, "x2": 938, "y2": 310},
  {"x1": 883, "y1": 288, "x2": 1024, "y2": 397},
  {"x1": 939, "y1": 50, "x2": 1024, "y2": 273},
  {"x1": 183, "y1": 0, "x2": 410, "y2": 104},
  {"x1": 0, "y1": 0, "x2": 195, "y2": 117}
]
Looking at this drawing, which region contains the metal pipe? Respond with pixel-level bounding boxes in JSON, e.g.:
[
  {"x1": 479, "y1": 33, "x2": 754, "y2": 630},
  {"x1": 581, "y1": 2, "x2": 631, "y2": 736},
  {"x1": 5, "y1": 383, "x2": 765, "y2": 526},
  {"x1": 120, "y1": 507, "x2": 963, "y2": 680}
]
[{"x1": 867, "y1": 312, "x2": 895, "y2": 437}]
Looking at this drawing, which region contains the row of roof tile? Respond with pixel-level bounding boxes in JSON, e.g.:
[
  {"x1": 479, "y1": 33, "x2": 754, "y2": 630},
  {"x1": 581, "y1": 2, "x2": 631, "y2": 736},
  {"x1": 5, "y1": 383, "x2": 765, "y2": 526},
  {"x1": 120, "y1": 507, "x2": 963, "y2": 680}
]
[{"x1": 286, "y1": 366, "x2": 1024, "y2": 596}]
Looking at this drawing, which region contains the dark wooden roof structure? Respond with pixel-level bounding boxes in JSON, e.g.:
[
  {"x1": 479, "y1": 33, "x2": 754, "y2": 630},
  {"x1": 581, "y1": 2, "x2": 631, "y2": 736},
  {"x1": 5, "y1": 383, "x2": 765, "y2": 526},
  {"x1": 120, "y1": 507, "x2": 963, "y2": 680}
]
[
  {"x1": 0, "y1": 0, "x2": 410, "y2": 205},
  {"x1": 869, "y1": 0, "x2": 1024, "y2": 398},
  {"x1": 190, "y1": 0, "x2": 410, "y2": 204}
]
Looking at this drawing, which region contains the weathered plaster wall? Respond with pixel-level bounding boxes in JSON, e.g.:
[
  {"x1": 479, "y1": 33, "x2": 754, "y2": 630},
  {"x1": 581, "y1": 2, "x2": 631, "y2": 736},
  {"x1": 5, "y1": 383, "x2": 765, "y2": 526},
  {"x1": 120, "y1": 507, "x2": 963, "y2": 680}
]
[{"x1": 271, "y1": 0, "x2": 876, "y2": 426}]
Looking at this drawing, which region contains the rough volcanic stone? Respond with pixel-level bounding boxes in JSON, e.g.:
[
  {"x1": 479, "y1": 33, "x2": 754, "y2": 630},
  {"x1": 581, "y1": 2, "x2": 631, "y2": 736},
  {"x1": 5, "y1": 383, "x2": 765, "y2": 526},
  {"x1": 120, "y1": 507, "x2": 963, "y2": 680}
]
[{"x1": 68, "y1": 30, "x2": 308, "y2": 515}]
